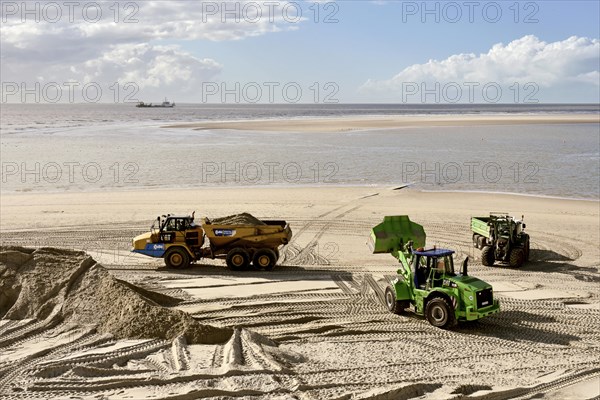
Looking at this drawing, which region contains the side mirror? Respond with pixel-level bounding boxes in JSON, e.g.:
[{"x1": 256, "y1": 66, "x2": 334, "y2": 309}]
[
  {"x1": 522, "y1": 223, "x2": 526, "y2": 229},
  {"x1": 462, "y1": 256, "x2": 469, "y2": 276}
]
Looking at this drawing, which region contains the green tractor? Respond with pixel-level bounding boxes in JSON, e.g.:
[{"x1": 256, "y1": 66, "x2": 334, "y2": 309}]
[
  {"x1": 368, "y1": 216, "x2": 500, "y2": 329},
  {"x1": 471, "y1": 213, "x2": 530, "y2": 268}
]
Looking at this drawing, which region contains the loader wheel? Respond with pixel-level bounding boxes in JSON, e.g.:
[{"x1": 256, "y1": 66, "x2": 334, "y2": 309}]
[
  {"x1": 481, "y1": 245, "x2": 495, "y2": 266},
  {"x1": 509, "y1": 248, "x2": 525, "y2": 268},
  {"x1": 226, "y1": 248, "x2": 249, "y2": 270},
  {"x1": 425, "y1": 297, "x2": 456, "y2": 329},
  {"x1": 164, "y1": 248, "x2": 190, "y2": 269},
  {"x1": 385, "y1": 286, "x2": 407, "y2": 315},
  {"x1": 253, "y1": 249, "x2": 277, "y2": 271}
]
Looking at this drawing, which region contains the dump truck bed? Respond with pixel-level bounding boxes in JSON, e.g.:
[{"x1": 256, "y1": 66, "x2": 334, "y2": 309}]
[
  {"x1": 201, "y1": 218, "x2": 292, "y2": 250},
  {"x1": 471, "y1": 217, "x2": 491, "y2": 238}
]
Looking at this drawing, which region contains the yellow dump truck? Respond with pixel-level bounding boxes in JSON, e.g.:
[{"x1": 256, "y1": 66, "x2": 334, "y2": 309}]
[{"x1": 132, "y1": 212, "x2": 292, "y2": 270}]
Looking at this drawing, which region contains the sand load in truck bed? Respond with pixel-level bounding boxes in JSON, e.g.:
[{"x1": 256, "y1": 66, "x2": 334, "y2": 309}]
[
  {"x1": 0, "y1": 246, "x2": 232, "y2": 344},
  {"x1": 210, "y1": 212, "x2": 266, "y2": 226}
]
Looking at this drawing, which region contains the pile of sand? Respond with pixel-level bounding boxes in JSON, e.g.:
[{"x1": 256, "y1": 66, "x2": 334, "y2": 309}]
[
  {"x1": 0, "y1": 246, "x2": 231, "y2": 344},
  {"x1": 211, "y1": 212, "x2": 265, "y2": 226}
]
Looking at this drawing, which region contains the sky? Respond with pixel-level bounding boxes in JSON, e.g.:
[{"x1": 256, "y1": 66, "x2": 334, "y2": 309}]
[{"x1": 1, "y1": 0, "x2": 599, "y2": 104}]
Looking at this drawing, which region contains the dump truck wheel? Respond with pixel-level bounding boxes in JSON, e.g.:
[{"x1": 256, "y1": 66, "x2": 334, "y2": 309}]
[
  {"x1": 226, "y1": 248, "x2": 249, "y2": 270},
  {"x1": 481, "y1": 246, "x2": 495, "y2": 266},
  {"x1": 253, "y1": 249, "x2": 277, "y2": 271},
  {"x1": 425, "y1": 297, "x2": 456, "y2": 328},
  {"x1": 510, "y1": 248, "x2": 525, "y2": 268},
  {"x1": 385, "y1": 286, "x2": 406, "y2": 315},
  {"x1": 164, "y1": 248, "x2": 190, "y2": 269}
]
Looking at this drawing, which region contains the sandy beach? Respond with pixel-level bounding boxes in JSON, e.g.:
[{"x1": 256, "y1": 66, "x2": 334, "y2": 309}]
[
  {"x1": 163, "y1": 113, "x2": 600, "y2": 132},
  {"x1": 1, "y1": 186, "x2": 599, "y2": 399}
]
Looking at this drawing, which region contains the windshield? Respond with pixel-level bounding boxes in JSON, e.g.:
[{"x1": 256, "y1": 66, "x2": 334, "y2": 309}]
[{"x1": 431, "y1": 255, "x2": 454, "y2": 275}]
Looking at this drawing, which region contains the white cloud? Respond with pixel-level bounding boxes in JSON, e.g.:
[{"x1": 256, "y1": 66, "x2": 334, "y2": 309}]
[
  {"x1": 361, "y1": 35, "x2": 600, "y2": 103},
  {"x1": 0, "y1": 1, "x2": 302, "y2": 102}
]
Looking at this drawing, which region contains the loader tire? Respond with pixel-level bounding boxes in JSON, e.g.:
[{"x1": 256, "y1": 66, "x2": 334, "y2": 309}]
[
  {"x1": 385, "y1": 286, "x2": 407, "y2": 315},
  {"x1": 164, "y1": 247, "x2": 190, "y2": 269},
  {"x1": 425, "y1": 297, "x2": 456, "y2": 329},
  {"x1": 253, "y1": 249, "x2": 277, "y2": 271},
  {"x1": 509, "y1": 248, "x2": 525, "y2": 268},
  {"x1": 226, "y1": 248, "x2": 249, "y2": 270},
  {"x1": 481, "y1": 245, "x2": 495, "y2": 266}
]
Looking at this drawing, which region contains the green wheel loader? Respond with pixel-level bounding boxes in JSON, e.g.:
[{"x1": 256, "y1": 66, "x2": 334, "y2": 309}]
[{"x1": 368, "y1": 216, "x2": 500, "y2": 329}]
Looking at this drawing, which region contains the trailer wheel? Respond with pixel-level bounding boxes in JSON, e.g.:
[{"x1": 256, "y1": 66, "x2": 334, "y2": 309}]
[
  {"x1": 425, "y1": 297, "x2": 456, "y2": 328},
  {"x1": 481, "y1": 245, "x2": 495, "y2": 266},
  {"x1": 253, "y1": 249, "x2": 277, "y2": 271},
  {"x1": 385, "y1": 286, "x2": 407, "y2": 315},
  {"x1": 226, "y1": 248, "x2": 249, "y2": 270},
  {"x1": 164, "y1": 248, "x2": 190, "y2": 269},
  {"x1": 509, "y1": 248, "x2": 525, "y2": 268}
]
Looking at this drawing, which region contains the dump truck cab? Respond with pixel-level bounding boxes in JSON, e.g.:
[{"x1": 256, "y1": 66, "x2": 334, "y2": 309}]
[
  {"x1": 132, "y1": 213, "x2": 204, "y2": 268},
  {"x1": 370, "y1": 216, "x2": 500, "y2": 328}
]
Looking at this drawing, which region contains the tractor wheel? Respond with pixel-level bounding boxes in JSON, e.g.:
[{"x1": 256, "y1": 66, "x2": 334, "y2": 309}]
[
  {"x1": 509, "y1": 248, "x2": 525, "y2": 268},
  {"x1": 384, "y1": 286, "x2": 407, "y2": 315},
  {"x1": 425, "y1": 297, "x2": 456, "y2": 329},
  {"x1": 226, "y1": 248, "x2": 250, "y2": 270},
  {"x1": 481, "y1": 245, "x2": 495, "y2": 266},
  {"x1": 164, "y1": 248, "x2": 190, "y2": 269},
  {"x1": 253, "y1": 249, "x2": 278, "y2": 271},
  {"x1": 525, "y1": 237, "x2": 531, "y2": 261}
]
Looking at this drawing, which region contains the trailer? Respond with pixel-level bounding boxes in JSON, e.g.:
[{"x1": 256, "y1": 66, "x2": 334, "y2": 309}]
[{"x1": 132, "y1": 213, "x2": 292, "y2": 270}]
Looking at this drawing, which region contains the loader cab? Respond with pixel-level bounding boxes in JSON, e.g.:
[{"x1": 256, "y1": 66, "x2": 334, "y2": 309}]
[{"x1": 411, "y1": 248, "x2": 455, "y2": 289}]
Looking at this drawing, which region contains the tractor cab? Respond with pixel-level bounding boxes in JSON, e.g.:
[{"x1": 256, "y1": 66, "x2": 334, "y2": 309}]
[{"x1": 411, "y1": 248, "x2": 455, "y2": 290}]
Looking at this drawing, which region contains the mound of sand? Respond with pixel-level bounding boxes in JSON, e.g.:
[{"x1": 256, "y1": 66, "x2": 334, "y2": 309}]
[
  {"x1": 211, "y1": 212, "x2": 265, "y2": 226},
  {"x1": 0, "y1": 246, "x2": 231, "y2": 344}
]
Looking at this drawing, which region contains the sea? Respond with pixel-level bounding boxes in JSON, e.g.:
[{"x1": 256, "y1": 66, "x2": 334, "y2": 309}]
[{"x1": 1, "y1": 103, "x2": 599, "y2": 200}]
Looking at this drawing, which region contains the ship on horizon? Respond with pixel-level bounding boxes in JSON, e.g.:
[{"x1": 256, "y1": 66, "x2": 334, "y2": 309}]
[{"x1": 136, "y1": 98, "x2": 175, "y2": 108}]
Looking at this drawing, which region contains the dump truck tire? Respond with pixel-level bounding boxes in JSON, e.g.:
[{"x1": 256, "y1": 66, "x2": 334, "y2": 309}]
[
  {"x1": 481, "y1": 245, "x2": 495, "y2": 266},
  {"x1": 425, "y1": 297, "x2": 456, "y2": 328},
  {"x1": 253, "y1": 249, "x2": 277, "y2": 271},
  {"x1": 164, "y1": 247, "x2": 190, "y2": 269},
  {"x1": 385, "y1": 286, "x2": 407, "y2": 315},
  {"x1": 510, "y1": 248, "x2": 525, "y2": 268},
  {"x1": 226, "y1": 248, "x2": 249, "y2": 270}
]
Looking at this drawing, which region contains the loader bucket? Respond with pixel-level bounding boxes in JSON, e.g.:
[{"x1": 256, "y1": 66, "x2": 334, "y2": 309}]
[{"x1": 368, "y1": 216, "x2": 426, "y2": 254}]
